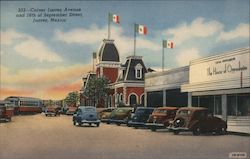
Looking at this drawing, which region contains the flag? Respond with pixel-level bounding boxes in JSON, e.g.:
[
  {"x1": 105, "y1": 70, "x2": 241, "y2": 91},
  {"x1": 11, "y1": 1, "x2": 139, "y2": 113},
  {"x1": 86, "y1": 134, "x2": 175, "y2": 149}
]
[
  {"x1": 109, "y1": 13, "x2": 120, "y2": 24},
  {"x1": 135, "y1": 24, "x2": 147, "y2": 35},
  {"x1": 163, "y1": 40, "x2": 174, "y2": 49}
]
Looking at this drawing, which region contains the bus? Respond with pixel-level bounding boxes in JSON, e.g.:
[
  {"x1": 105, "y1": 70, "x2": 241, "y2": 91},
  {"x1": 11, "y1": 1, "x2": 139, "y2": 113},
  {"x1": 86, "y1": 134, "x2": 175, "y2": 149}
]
[{"x1": 4, "y1": 96, "x2": 42, "y2": 114}]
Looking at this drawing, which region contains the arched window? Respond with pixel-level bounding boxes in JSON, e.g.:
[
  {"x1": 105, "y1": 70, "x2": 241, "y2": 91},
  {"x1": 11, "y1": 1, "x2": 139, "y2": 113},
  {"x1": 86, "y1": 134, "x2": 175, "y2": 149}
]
[
  {"x1": 119, "y1": 94, "x2": 123, "y2": 103},
  {"x1": 140, "y1": 94, "x2": 145, "y2": 106},
  {"x1": 129, "y1": 94, "x2": 137, "y2": 106},
  {"x1": 135, "y1": 64, "x2": 143, "y2": 79}
]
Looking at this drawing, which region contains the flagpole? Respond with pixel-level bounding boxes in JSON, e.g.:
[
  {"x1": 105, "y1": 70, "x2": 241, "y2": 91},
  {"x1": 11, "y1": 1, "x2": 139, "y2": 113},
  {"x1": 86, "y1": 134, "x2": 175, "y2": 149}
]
[
  {"x1": 108, "y1": 13, "x2": 111, "y2": 39},
  {"x1": 134, "y1": 23, "x2": 136, "y2": 56},
  {"x1": 162, "y1": 41, "x2": 164, "y2": 71}
]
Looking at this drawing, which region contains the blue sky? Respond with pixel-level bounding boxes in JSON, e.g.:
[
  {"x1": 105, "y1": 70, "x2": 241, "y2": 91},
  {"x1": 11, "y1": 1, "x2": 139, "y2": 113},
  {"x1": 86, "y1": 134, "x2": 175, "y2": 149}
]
[{"x1": 1, "y1": 0, "x2": 249, "y2": 99}]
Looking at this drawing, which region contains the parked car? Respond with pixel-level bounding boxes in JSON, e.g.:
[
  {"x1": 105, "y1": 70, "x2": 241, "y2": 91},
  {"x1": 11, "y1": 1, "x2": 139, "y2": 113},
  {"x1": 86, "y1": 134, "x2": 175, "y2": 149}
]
[
  {"x1": 73, "y1": 106, "x2": 100, "y2": 127},
  {"x1": 146, "y1": 107, "x2": 178, "y2": 131},
  {"x1": 168, "y1": 107, "x2": 227, "y2": 135},
  {"x1": 127, "y1": 107, "x2": 155, "y2": 128},
  {"x1": 98, "y1": 107, "x2": 116, "y2": 122},
  {"x1": 0, "y1": 100, "x2": 14, "y2": 122},
  {"x1": 45, "y1": 106, "x2": 61, "y2": 116},
  {"x1": 66, "y1": 107, "x2": 77, "y2": 115},
  {"x1": 107, "y1": 107, "x2": 133, "y2": 126}
]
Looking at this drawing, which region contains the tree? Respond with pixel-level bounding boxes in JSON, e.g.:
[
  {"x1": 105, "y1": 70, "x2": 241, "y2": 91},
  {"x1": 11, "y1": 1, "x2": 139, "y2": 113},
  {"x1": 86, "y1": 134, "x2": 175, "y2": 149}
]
[
  {"x1": 64, "y1": 91, "x2": 80, "y2": 107},
  {"x1": 84, "y1": 77, "x2": 109, "y2": 107}
]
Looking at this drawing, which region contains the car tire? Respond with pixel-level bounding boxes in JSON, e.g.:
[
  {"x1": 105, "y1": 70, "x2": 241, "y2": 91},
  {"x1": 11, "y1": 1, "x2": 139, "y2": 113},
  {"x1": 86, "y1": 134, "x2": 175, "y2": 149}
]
[
  {"x1": 78, "y1": 122, "x2": 82, "y2": 126},
  {"x1": 150, "y1": 127, "x2": 156, "y2": 132},
  {"x1": 173, "y1": 130, "x2": 179, "y2": 135},
  {"x1": 116, "y1": 123, "x2": 121, "y2": 126},
  {"x1": 96, "y1": 123, "x2": 100, "y2": 127},
  {"x1": 216, "y1": 125, "x2": 227, "y2": 135},
  {"x1": 193, "y1": 126, "x2": 201, "y2": 136},
  {"x1": 89, "y1": 123, "x2": 91, "y2": 126},
  {"x1": 73, "y1": 121, "x2": 76, "y2": 125}
]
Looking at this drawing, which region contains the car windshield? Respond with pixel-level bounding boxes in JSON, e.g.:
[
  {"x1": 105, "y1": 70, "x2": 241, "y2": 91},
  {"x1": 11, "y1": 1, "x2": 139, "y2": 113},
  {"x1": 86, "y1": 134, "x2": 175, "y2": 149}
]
[
  {"x1": 85, "y1": 108, "x2": 95, "y2": 112},
  {"x1": 135, "y1": 109, "x2": 153, "y2": 114},
  {"x1": 154, "y1": 109, "x2": 168, "y2": 114},
  {"x1": 178, "y1": 110, "x2": 191, "y2": 116},
  {"x1": 116, "y1": 109, "x2": 129, "y2": 113}
]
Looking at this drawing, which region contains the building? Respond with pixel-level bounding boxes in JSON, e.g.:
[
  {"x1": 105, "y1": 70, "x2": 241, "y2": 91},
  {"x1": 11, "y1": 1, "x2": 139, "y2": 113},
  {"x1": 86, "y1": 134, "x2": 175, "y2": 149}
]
[
  {"x1": 144, "y1": 47, "x2": 250, "y2": 133},
  {"x1": 181, "y1": 47, "x2": 250, "y2": 133},
  {"x1": 80, "y1": 39, "x2": 148, "y2": 107},
  {"x1": 145, "y1": 66, "x2": 189, "y2": 107}
]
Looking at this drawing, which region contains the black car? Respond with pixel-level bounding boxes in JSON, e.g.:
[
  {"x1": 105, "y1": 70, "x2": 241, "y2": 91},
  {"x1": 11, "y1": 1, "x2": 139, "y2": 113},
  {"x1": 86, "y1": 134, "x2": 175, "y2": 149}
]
[{"x1": 128, "y1": 107, "x2": 154, "y2": 128}]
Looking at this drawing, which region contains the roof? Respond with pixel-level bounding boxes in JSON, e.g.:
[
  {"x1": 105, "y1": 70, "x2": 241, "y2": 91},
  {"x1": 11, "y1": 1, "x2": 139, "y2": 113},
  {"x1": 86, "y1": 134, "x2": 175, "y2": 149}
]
[
  {"x1": 117, "y1": 56, "x2": 147, "y2": 82},
  {"x1": 155, "y1": 107, "x2": 179, "y2": 110},
  {"x1": 98, "y1": 39, "x2": 120, "y2": 62},
  {"x1": 178, "y1": 107, "x2": 208, "y2": 111}
]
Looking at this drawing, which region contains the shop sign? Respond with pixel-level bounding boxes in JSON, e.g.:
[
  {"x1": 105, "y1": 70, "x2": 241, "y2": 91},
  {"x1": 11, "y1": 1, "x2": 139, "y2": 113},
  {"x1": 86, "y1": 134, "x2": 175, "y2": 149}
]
[{"x1": 190, "y1": 52, "x2": 249, "y2": 83}]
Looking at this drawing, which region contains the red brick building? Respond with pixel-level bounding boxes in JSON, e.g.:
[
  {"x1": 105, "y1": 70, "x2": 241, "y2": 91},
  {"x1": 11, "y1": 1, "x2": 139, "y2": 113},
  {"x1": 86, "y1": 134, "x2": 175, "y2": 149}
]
[{"x1": 80, "y1": 39, "x2": 148, "y2": 107}]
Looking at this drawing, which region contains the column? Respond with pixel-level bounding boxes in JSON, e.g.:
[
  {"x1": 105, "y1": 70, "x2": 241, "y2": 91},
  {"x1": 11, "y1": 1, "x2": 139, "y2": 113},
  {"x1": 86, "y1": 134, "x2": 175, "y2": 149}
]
[
  {"x1": 222, "y1": 94, "x2": 227, "y2": 122},
  {"x1": 163, "y1": 90, "x2": 166, "y2": 106},
  {"x1": 188, "y1": 92, "x2": 192, "y2": 107}
]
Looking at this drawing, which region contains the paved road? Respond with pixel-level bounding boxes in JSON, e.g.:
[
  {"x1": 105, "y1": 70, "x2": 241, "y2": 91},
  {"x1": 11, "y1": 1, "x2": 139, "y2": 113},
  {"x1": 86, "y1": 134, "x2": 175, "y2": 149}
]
[{"x1": 0, "y1": 114, "x2": 249, "y2": 159}]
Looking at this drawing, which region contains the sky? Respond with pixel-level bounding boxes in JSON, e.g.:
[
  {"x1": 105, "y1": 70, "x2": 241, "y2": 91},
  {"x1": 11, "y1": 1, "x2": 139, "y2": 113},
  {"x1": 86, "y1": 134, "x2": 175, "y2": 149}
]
[{"x1": 0, "y1": 0, "x2": 249, "y2": 100}]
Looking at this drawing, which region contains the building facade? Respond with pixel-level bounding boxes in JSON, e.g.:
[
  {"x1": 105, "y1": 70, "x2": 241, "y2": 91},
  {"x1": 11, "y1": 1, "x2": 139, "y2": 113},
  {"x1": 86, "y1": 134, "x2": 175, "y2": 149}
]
[
  {"x1": 181, "y1": 47, "x2": 250, "y2": 133},
  {"x1": 145, "y1": 66, "x2": 189, "y2": 107},
  {"x1": 80, "y1": 39, "x2": 148, "y2": 107}
]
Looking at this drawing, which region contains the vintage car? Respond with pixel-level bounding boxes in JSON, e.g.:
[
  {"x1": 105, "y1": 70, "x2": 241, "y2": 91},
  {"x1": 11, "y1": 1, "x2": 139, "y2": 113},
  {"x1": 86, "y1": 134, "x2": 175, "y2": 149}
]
[
  {"x1": 146, "y1": 107, "x2": 178, "y2": 131},
  {"x1": 168, "y1": 107, "x2": 227, "y2": 135},
  {"x1": 127, "y1": 107, "x2": 154, "y2": 128},
  {"x1": 73, "y1": 106, "x2": 100, "y2": 127},
  {"x1": 45, "y1": 106, "x2": 61, "y2": 116},
  {"x1": 107, "y1": 107, "x2": 133, "y2": 126},
  {"x1": 66, "y1": 107, "x2": 78, "y2": 115},
  {"x1": 98, "y1": 107, "x2": 116, "y2": 122},
  {"x1": 0, "y1": 101, "x2": 14, "y2": 122}
]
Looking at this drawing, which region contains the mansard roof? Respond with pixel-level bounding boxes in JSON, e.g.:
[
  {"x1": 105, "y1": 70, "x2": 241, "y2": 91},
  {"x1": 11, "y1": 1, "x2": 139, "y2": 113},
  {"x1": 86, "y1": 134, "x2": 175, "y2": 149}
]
[
  {"x1": 117, "y1": 56, "x2": 147, "y2": 82},
  {"x1": 98, "y1": 39, "x2": 120, "y2": 62}
]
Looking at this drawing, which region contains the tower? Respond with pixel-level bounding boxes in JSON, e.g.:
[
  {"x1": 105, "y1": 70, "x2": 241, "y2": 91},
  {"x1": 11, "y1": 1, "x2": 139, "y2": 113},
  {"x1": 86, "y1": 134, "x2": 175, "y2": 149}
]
[{"x1": 96, "y1": 39, "x2": 121, "y2": 84}]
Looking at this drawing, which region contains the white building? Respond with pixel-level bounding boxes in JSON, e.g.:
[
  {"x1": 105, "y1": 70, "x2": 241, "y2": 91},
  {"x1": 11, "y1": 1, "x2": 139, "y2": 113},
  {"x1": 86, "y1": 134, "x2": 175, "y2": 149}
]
[{"x1": 145, "y1": 47, "x2": 250, "y2": 133}]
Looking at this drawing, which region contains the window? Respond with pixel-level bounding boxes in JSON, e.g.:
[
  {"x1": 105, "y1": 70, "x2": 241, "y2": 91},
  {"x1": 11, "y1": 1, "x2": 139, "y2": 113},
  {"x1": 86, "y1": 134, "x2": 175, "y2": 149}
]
[{"x1": 135, "y1": 64, "x2": 143, "y2": 79}]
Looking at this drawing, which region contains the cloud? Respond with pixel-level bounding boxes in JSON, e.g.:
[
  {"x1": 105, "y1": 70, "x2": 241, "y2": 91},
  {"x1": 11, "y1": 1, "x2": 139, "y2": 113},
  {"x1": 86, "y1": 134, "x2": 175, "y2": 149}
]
[
  {"x1": 14, "y1": 36, "x2": 63, "y2": 62},
  {"x1": 0, "y1": 64, "x2": 92, "y2": 100},
  {"x1": 1, "y1": 29, "x2": 63, "y2": 62},
  {"x1": 54, "y1": 25, "x2": 160, "y2": 58},
  {"x1": 217, "y1": 23, "x2": 250, "y2": 41},
  {"x1": 0, "y1": 29, "x2": 25, "y2": 45},
  {"x1": 165, "y1": 17, "x2": 223, "y2": 46},
  {"x1": 176, "y1": 48, "x2": 201, "y2": 66}
]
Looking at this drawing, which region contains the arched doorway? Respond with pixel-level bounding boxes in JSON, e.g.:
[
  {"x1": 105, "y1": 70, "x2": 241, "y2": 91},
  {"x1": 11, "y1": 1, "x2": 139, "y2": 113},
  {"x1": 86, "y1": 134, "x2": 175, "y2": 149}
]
[
  {"x1": 129, "y1": 94, "x2": 137, "y2": 106},
  {"x1": 140, "y1": 94, "x2": 145, "y2": 106}
]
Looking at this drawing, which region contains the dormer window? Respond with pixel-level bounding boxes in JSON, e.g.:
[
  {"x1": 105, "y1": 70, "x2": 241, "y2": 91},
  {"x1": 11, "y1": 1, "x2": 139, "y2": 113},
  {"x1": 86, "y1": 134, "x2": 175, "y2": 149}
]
[{"x1": 135, "y1": 64, "x2": 143, "y2": 79}]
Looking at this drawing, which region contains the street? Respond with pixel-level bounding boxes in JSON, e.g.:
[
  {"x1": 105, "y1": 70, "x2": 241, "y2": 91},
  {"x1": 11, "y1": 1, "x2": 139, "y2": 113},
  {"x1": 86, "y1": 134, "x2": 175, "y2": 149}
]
[{"x1": 0, "y1": 114, "x2": 249, "y2": 159}]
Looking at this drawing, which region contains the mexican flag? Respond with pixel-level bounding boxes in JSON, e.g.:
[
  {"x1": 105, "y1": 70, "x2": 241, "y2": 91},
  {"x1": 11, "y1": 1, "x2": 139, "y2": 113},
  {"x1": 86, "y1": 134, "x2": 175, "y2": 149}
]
[
  {"x1": 163, "y1": 40, "x2": 174, "y2": 49},
  {"x1": 109, "y1": 13, "x2": 119, "y2": 24},
  {"x1": 136, "y1": 24, "x2": 147, "y2": 35}
]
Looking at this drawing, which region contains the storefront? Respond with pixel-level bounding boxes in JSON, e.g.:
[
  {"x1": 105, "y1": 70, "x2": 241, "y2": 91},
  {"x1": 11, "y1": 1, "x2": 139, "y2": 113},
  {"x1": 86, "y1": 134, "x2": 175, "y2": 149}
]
[
  {"x1": 182, "y1": 47, "x2": 250, "y2": 133},
  {"x1": 145, "y1": 66, "x2": 189, "y2": 107}
]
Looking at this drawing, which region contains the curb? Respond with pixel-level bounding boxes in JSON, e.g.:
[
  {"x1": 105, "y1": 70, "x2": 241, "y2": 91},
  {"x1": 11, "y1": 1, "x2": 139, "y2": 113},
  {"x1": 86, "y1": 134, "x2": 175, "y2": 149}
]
[{"x1": 228, "y1": 131, "x2": 250, "y2": 137}]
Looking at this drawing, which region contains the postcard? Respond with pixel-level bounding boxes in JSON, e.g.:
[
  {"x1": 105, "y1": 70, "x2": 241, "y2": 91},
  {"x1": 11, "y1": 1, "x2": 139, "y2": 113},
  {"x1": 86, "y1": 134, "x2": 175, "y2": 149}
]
[{"x1": 0, "y1": 1, "x2": 249, "y2": 159}]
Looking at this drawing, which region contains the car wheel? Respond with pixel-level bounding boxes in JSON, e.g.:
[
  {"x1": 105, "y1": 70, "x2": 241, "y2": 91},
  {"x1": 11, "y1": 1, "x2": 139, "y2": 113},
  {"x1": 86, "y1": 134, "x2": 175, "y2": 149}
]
[
  {"x1": 134, "y1": 126, "x2": 138, "y2": 129},
  {"x1": 150, "y1": 127, "x2": 156, "y2": 132},
  {"x1": 116, "y1": 123, "x2": 121, "y2": 126},
  {"x1": 73, "y1": 121, "x2": 76, "y2": 125},
  {"x1": 96, "y1": 123, "x2": 100, "y2": 127},
  {"x1": 45, "y1": 114, "x2": 48, "y2": 117},
  {"x1": 89, "y1": 123, "x2": 91, "y2": 126},
  {"x1": 193, "y1": 126, "x2": 201, "y2": 136},
  {"x1": 173, "y1": 130, "x2": 179, "y2": 135},
  {"x1": 174, "y1": 118, "x2": 185, "y2": 128},
  {"x1": 78, "y1": 122, "x2": 82, "y2": 126},
  {"x1": 216, "y1": 125, "x2": 227, "y2": 135}
]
